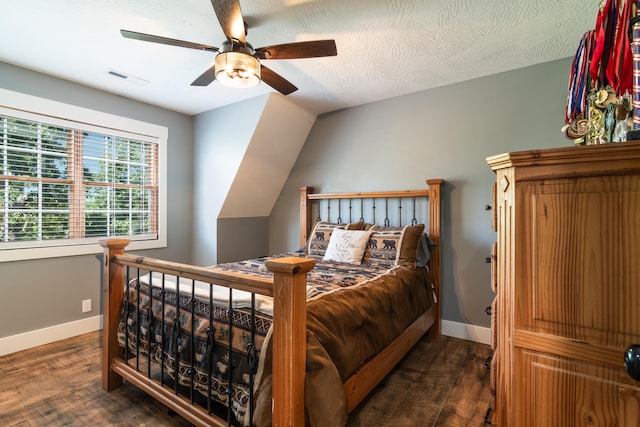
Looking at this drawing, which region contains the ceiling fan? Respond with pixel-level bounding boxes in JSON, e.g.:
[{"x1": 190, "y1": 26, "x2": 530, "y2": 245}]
[{"x1": 120, "y1": 0, "x2": 337, "y2": 95}]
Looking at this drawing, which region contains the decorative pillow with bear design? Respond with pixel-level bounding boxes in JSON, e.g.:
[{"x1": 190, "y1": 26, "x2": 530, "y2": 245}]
[
  {"x1": 362, "y1": 224, "x2": 425, "y2": 268},
  {"x1": 307, "y1": 220, "x2": 365, "y2": 258}
]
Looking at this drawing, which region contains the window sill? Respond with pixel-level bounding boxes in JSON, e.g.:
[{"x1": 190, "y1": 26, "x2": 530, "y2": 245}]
[{"x1": 0, "y1": 237, "x2": 167, "y2": 262}]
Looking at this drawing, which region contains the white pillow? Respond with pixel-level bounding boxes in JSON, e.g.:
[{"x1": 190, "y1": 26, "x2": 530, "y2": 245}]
[{"x1": 323, "y1": 229, "x2": 371, "y2": 264}]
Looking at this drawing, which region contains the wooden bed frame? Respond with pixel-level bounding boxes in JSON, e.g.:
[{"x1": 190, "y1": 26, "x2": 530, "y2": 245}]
[{"x1": 100, "y1": 178, "x2": 443, "y2": 427}]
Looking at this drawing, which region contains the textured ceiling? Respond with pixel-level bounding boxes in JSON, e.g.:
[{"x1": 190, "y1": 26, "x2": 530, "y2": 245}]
[{"x1": 1, "y1": 0, "x2": 597, "y2": 116}]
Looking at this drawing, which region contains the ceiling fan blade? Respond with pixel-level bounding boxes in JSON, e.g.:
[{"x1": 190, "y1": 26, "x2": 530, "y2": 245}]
[
  {"x1": 260, "y1": 65, "x2": 298, "y2": 95},
  {"x1": 210, "y1": 0, "x2": 246, "y2": 45},
  {"x1": 121, "y1": 29, "x2": 218, "y2": 52},
  {"x1": 254, "y1": 40, "x2": 337, "y2": 60},
  {"x1": 191, "y1": 65, "x2": 217, "y2": 86}
]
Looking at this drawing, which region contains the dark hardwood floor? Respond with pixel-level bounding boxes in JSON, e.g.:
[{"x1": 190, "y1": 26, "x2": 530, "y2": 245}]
[{"x1": 0, "y1": 331, "x2": 492, "y2": 426}]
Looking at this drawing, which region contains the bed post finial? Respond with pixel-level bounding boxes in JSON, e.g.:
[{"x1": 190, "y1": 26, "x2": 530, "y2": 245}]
[
  {"x1": 299, "y1": 186, "x2": 314, "y2": 248},
  {"x1": 99, "y1": 238, "x2": 130, "y2": 391}
]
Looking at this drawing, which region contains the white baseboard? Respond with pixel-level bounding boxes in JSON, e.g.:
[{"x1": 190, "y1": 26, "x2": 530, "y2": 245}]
[
  {"x1": 441, "y1": 320, "x2": 491, "y2": 345},
  {"x1": 0, "y1": 315, "x2": 103, "y2": 357},
  {"x1": 0, "y1": 316, "x2": 489, "y2": 357}
]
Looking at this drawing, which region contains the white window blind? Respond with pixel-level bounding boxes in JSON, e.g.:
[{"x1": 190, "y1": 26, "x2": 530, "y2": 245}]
[
  {"x1": 0, "y1": 88, "x2": 167, "y2": 261},
  {"x1": 1, "y1": 115, "x2": 158, "y2": 243}
]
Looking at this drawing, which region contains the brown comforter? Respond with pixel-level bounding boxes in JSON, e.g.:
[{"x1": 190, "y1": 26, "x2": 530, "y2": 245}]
[{"x1": 253, "y1": 262, "x2": 434, "y2": 427}]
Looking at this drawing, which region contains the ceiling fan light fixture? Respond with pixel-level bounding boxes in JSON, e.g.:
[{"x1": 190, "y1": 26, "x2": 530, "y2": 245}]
[{"x1": 215, "y1": 51, "x2": 260, "y2": 88}]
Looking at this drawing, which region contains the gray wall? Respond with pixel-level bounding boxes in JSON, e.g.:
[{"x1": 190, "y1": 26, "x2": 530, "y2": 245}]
[
  {"x1": 0, "y1": 62, "x2": 194, "y2": 338},
  {"x1": 192, "y1": 95, "x2": 269, "y2": 266},
  {"x1": 270, "y1": 58, "x2": 573, "y2": 328},
  {"x1": 217, "y1": 217, "x2": 270, "y2": 263},
  {"x1": 0, "y1": 57, "x2": 574, "y2": 339}
]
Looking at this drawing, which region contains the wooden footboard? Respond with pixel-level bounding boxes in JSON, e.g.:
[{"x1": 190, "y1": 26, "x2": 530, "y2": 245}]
[{"x1": 100, "y1": 240, "x2": 314, "y2": 427}]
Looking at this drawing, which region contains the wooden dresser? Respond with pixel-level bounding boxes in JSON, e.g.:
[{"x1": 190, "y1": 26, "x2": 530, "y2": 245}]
[{"x1": 486, "y1": 141, "x2": 640, "y2": 426}]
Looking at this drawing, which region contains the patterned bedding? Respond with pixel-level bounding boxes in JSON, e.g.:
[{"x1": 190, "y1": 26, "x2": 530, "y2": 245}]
[{"x1": 118, "y1": 253, "x2": 434, "y2": 426}]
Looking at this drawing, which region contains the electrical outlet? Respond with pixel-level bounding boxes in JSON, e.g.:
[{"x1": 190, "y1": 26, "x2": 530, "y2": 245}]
[{"x1": 82, "y1": 299, "x2": 92, "y2": 313}]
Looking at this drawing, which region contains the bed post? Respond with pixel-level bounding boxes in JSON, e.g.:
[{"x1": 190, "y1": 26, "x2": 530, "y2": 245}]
[
  {"x1": 99, "y1": 238, "x2": 130, "y2": 391},
  {"x1": 265, "y1": 257, "x2": 316, "y2": 427},
  {"x1": 298, "y1": 186, "x2": 314, "y2": 248},
  {"x1": 426, "y1": 179, "x2": 443, "y2": 338}
]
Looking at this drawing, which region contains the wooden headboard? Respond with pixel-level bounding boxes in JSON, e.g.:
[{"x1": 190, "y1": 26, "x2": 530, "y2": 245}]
[{"x1": 298, "y1": 178, "x2": 443, "y2": 336}]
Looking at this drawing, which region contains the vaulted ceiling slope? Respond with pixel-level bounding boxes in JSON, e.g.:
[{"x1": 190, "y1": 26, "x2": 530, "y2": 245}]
[
  {"x1": 218, "y1": 95, "x2": 316, "y2": 219},
  {"x1": 190, "y1": 93, "x2": 315, "y2": 263},
  {"x1": 1, "y1": 0, "x2": 596, "y2": 116}
]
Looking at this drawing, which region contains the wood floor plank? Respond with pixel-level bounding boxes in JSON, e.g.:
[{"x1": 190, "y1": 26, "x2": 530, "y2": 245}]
[
  {"x1": 0, "y1": 332, "x2": 191, "y2": 427},
  {"x1": 0, "y1": 331, "x2": 492, "y2": 426},
  {"x1": 347, "y1": 336, "x2": 492, "y2": 427},
  {"x1": 433, "y1": 341, "x2": 493, "y2": 427}
]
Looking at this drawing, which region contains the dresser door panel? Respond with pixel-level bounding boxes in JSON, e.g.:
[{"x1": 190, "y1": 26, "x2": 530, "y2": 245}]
[
  {"x1": 516, "y1": 349, "x2": 640, "y2": 427},
  {"x1": 516, "y1": 175, "x2": 640, "y2": 349}
]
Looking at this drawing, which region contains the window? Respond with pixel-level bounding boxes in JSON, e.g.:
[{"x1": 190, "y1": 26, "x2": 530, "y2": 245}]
[{"x1": 0, "y1": 88, "x2": 167, "y2": 261}]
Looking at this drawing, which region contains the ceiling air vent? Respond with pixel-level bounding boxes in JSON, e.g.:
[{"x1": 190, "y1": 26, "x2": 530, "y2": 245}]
[{"x1": 107, "y1": 69, "x2": 149, "y2": 86}]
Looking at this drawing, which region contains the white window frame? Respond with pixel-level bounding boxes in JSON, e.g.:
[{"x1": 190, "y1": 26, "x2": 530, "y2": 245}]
[{"x1": 0, "y1": 88, "x2": 167, "y2": 262}]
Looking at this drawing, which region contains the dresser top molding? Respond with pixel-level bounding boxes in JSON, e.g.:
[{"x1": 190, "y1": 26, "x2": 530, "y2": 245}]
[{"x1": 486, "y1": 140, "x2": 640, "y2": 180}]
